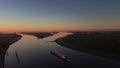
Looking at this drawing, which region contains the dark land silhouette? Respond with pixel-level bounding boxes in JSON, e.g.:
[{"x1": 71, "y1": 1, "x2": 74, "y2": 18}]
[
  {"x1": 0, "y1": 33, "x2": 22, "y2": 68},
  {"x1": 55, "y1": 31, "x2": 120, "y2": 61}
]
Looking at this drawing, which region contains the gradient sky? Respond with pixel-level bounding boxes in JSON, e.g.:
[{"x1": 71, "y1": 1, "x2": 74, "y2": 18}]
[{"x1": 0, "y1": 0, "x2": 120, "y2": 32}]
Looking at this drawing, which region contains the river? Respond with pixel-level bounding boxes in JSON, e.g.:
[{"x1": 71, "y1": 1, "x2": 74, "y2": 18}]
[{"x1": 4, "y1": 32, "x2": 120, "y2": 68}]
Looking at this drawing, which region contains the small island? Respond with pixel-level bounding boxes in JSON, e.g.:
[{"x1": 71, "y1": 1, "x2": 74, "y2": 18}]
[
  {"x1": 22, "y1": 32, "x2": 54, "y2": 39},
  {"x1": 55, "y1": 31, "x2": 120, "y2": 60}
]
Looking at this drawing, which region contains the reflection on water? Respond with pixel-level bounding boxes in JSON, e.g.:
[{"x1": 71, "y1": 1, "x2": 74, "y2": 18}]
[
  {"x1": 2, "y1": 32, "x2": 120, "y2": 68},
  {"x1": 15, "y1": 51, "x2": 20, "y2": 64}
]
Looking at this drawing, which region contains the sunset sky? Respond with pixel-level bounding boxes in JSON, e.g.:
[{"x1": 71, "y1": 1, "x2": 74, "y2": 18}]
[{"x1": 0, "y1": 0, "x2": 120, "y2": 32}]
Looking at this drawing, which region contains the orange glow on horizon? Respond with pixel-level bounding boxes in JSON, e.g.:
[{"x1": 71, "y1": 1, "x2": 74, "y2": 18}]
[
  {"x1": 0, "y1": 23, "x2": 120, "y2": 32},
  {"x1": 0, "y1": 19, "x2": 120, "y2": 32},
  {"x1": 0, "y1": 26, "x2": 82, "y2": 32}
]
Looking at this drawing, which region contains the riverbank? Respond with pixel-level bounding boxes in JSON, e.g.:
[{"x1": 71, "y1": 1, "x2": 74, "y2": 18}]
[
  {"x1": 0, "y1": 33, "x2": 22, "y2": 47},
  {"x1": 55, "y1": 32, "x2": 120, "y2": 61}
]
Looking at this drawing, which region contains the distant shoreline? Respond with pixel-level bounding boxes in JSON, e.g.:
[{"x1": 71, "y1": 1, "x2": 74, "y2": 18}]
[{"x1": 21, "y1": 32, "x2": 53, "y2": 39}]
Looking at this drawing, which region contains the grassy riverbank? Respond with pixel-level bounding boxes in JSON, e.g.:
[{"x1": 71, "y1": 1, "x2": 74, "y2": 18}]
[{"x1": 55, "y1": 31, "x2": 120, "y2": 60}]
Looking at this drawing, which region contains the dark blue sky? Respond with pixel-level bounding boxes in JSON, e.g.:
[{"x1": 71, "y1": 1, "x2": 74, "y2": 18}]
[{"x1": 0, "y1": 0, "x2": 120, "y2": 32}]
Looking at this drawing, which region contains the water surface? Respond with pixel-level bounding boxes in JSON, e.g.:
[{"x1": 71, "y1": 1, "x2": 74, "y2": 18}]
[{"x1": 4, "y1": 32, "x2": 120, "y2": 68}]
